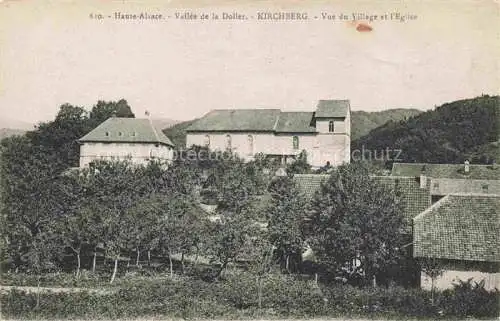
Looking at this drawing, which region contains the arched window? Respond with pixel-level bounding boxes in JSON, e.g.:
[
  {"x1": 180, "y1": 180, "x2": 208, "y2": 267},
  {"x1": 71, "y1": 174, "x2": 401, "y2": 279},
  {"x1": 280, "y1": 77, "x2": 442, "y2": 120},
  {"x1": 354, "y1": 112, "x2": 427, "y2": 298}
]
[
  {"x1": 292, "y1": 136, "x2": 299, "y2": 150},
  {"x1": 203, "y1": 135, "x2": 210, "y2": 147},
  {"x1": 328, "y1": 120, "x2": 334, "y2": 132},
  {"x1": 247, "y1": 135, "x2": 254, "y2": 155},
  {"x1": 225, "y1": 134, "x2": 232, "y2": 150}
]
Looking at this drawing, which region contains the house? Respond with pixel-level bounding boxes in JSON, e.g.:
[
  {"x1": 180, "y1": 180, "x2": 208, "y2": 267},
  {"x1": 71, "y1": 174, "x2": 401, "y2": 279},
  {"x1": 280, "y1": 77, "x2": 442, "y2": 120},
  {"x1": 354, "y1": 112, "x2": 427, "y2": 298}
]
[
  {"x1": 294, "y1": 161, "x2": 499, "y2": 289},
  {"x1": 293, "y1": 174, "x2": 431, "y2": 229},
  {"x1": 78, "y1": 117, "x2": 175, "y2": 167},
  {"x1": 392, "y1": 162, "x2": 499, "y2": 289},
  {"x1": 391, "y1": 162, "x2": 500, "y2": 203},
  {"x1": 185, "y1": 100, "x2": 351, "y2": 168},
  {"x1": 413, "y1": 194, "x2": 499, "y2": 290}
]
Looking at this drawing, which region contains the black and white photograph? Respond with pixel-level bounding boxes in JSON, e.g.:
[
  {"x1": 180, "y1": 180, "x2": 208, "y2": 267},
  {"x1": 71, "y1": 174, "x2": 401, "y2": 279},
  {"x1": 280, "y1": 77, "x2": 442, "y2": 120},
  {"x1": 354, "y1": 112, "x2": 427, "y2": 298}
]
[{"x1": 0, "y1": 0, "x2": 498, "y2": 320}]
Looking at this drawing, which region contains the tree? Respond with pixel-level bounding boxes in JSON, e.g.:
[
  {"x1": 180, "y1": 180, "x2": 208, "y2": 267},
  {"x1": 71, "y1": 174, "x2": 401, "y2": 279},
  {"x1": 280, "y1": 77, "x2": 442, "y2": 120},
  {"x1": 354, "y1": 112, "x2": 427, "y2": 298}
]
[
  {"x1": 418, "y1": 257, "x2": 444, "y2": 303},
  {"x1": 205, "y1": 154, "x2": 265, "y2": 278},
  {"x1": 89, "y1": 99, "x2": 135, "y2": 128},
  {"x1": 82, "y1": 159, "x2": 146, "y2": 283},
  {"x1": 27, "y1": 104, "x2": 90, "y2": 168},
  {"x1": 55, "y1": 171, "x2": 93, "y2": 278},
  {"x1": 305, "y1": 162, "x2": 406, "y2": 286},
  {"x1": 265, "y1": 176, "x2": 307, "y2": 273},
  {"x1": 1, "y1": 135, "x2": 66, "y2": 272}
]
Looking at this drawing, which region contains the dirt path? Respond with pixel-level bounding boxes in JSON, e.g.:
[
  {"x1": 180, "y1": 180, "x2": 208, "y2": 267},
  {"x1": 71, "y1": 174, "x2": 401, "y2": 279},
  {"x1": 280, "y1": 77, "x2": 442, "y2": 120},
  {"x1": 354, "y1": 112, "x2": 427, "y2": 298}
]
[{"x1": 0, "y1": 285, "x2": 114, "y2": 294}]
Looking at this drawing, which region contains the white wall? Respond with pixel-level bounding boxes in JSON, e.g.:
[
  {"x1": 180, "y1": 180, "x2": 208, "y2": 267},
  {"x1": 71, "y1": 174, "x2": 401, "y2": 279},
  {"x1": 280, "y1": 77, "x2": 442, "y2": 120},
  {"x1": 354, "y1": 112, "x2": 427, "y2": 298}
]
[
  {"x1": 421, "y1": 270, "x2": 500, "y2": 291},
  {"x1": 79, "y1": 142, "x2": 173, "y2": 167},
  {"x1": 316, "y1": 118, "x2": 348, "y2": 134},
  {"x1": 187, "y1": 131, "x2": 350, "y2": 167}
]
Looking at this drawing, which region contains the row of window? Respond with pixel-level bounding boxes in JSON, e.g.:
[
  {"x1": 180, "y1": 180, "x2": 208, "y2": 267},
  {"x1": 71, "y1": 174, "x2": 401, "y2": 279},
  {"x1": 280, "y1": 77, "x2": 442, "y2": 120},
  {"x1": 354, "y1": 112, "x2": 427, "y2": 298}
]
[
  {"x1": 105, "y1": 131, "x2": 137, "y2": 137},
  {"x1": 203, "y1": 134, "x2": 301, "y2": 151}
]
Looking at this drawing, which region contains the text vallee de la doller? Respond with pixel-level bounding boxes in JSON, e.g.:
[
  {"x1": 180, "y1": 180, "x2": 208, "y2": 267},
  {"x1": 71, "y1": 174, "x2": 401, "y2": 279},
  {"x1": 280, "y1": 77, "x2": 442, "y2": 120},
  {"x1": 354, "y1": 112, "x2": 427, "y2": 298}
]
[{"x1": 112, "y1": 11, "x2": 417, "y2": 22}]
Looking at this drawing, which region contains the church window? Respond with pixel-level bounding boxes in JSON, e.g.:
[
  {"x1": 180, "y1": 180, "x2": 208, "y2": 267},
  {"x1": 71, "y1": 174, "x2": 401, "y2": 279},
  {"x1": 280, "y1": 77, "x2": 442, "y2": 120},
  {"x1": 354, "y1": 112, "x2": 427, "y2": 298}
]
[
  {"x1": 293, "y1": 136, "x2": 299, "y2": 150},
  {"x1": 329, "y1": 120, "x2": 335, "y2": 132}
]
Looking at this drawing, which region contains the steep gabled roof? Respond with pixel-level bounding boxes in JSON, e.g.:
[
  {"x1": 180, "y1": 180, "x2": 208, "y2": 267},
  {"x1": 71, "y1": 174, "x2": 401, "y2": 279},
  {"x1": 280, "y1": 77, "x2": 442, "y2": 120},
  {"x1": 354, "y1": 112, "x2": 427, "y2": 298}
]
[
  {"x1": 315, "y1": 100, "x2": 350, "y2": 118},
  {"x1": 391, "y1": 163, "x2": 500, "y2": 180},
  {"x1": 79, "y1": 118, "x2": 174, "y2": 146},
  {"x1": 413, "y1": 194, "x2": 500, "y2": 262}
]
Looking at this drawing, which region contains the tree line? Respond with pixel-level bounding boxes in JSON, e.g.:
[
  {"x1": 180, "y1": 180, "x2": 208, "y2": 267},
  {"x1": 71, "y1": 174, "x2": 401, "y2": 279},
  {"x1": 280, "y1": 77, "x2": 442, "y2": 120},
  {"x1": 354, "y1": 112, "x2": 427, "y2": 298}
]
[{"x1": 1, "y1": 100, "x2": 409, "y2": 287}]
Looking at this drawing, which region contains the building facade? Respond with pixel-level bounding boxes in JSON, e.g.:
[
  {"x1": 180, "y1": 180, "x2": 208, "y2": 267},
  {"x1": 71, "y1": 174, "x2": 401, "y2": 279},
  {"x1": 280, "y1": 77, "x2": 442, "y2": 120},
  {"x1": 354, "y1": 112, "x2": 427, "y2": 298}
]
[
  {"x1": 185, "y1": 100, "x2": 351, "y2": 168},
  {"x1": 78, "y1": 117, "x2": 175, "y2": 167}
]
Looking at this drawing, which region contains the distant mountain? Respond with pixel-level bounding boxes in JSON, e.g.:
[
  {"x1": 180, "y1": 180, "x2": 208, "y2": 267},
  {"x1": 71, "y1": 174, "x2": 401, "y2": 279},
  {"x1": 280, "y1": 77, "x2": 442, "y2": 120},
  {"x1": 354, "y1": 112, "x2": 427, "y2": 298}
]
[
  {"x1": 353, "y1": 95, "x2": 499, "y2": 165},
  {"x1": 0, "y1": 128, "x2": 26, "y2": 140},
  {"x1": 0, "y1": 118, "x2": 34, "y2": 131},
  {"x1": 162, "y1": 119, "x2": 198, "y2": 147},
  {"x1": 152, "y1": 118, "x2": 181, "y2": 131},
  {"x1": 351, "y1": 109, "x2": 422, "y2": 140}
]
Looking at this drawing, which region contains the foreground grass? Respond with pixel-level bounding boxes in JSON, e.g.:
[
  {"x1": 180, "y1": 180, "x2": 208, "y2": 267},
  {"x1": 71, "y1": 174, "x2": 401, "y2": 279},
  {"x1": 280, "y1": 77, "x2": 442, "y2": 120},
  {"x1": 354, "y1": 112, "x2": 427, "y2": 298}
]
[{"x1": 1, "y1": 271, "x2": 498, "y2": 320}]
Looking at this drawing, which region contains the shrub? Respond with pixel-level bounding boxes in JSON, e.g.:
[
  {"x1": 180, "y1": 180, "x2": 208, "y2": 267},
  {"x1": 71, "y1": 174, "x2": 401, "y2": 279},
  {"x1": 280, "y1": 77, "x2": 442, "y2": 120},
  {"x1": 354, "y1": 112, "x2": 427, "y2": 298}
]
[
  {"x1": 439, "y1": 278, "x2": 499, "y2": 318},
  {"x1": 1, "y1": 272, "x2": 499, "y2": 319}
]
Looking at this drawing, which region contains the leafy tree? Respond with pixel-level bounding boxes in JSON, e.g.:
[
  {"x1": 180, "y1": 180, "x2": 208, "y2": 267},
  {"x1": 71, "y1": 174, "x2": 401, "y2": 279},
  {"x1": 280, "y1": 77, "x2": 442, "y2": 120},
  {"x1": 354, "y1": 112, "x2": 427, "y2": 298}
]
[
  {"x1": 265, "y1": 176, "x2": 307, "y2": 273},
  {"x1": 286, "y1": 150, "x2": 311, "y2": 174},
  {"x1": 419, "y1": 257, "x2": 445, "y2": 303},
  {"x1": 88, "y1": 99, "x2": 135, "y2": 128},
  {"x1": 1, "y1": 135, "x2": 66, "y2": 271},
  {"x1": 305, "y1": 162, "x2": 406, "y2": 286},
  {"x1": 27, "y1": 104, "x2": 90, "y2": 169},
  {"x1": 55, "y1": 171, "x2": 93, "y2": 278},
  {"x1": 205, "y1": 154, "x2": 264, "y2": 278},
  {"x1": 82, "y1": 159, "x2": 146, "y2": 283}
]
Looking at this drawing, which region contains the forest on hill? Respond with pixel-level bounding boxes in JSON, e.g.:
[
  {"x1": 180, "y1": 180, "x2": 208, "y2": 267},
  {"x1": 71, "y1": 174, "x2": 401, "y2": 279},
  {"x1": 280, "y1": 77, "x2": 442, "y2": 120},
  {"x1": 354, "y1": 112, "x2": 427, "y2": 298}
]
[{"x1": 352, "y1": 95, "x2": 499, "y2": 165}]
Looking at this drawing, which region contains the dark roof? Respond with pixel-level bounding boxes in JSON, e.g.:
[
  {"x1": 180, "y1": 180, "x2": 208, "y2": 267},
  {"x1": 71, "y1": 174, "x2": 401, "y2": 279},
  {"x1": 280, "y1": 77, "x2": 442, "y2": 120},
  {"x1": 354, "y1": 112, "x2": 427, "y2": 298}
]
[
  {"x1": 293, "y1": 174, "x2": 431, "y2": 225},
  {"x1": 429, "y1": 178, "x2": 500, "y2": 196},
  {"x1": 413, "y1": 194, "x2": 500, "y2": 262},
  {"x1": 391, "y1": 163, "x2": 500, "y2": 180},
  {"x1": 187, "y1": 100, "x2": 351, "y2": 133},
  {"x1": 79, "y1": 118, "x2": 174, "y2": 146},
  {"x1": 315, "y1": 100, "x2": 350, "y2": 118},
  {"x1": 373, "y1": 176, "x2": 431, "y2": 222},
  {"x1": 275, "y1": 112, "x2": 316, "y2": 133},
  {"x1": 186, "y1": 109, "x2": 281, "y2": 132}
]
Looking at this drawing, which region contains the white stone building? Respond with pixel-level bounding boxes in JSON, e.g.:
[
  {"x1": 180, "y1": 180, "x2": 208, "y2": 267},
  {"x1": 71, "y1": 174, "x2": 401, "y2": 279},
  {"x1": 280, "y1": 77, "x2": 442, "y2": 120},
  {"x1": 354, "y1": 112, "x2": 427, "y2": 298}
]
[
  {"x1": 185, "y1": 100, "x2": 351, "y2": 168},
  {"x1": 78, "y1": 117, "x2": 175, "y2": 167}
]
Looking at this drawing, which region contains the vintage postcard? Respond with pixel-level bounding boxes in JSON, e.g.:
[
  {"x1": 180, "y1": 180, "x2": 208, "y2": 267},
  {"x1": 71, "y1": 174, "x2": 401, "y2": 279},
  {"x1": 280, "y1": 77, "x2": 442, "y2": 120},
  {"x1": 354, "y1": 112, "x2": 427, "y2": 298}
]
[{"x1": 0, "y1": 0, "x2": 498, "y2": 320}]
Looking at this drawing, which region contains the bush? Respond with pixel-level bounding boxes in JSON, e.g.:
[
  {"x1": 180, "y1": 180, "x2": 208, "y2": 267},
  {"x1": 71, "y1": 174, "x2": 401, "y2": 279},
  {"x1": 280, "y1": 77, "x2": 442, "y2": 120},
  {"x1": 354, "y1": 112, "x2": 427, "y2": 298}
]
[
  {"x1": 1, "y1": 272, "x2": 499, "y2": 319},
  {"x1": 439, "y1": 278, "x2": 499, "y2": 318}
]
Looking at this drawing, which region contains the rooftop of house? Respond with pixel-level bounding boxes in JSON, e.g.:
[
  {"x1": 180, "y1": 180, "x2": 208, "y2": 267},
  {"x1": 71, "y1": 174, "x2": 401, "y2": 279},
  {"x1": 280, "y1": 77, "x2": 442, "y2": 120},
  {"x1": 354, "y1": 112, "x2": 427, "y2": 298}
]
[
  {"x1": 413, "y1": 194, "x2": 500, "y2": 263},
  {"x1": 79, "y1": 118, "x2": 174, "y2": 146},
  {"x1": 429, "y1": 178, "x2": 500, "y2": 196},
  {"x1": 186, "y1": 100, "x2": 349, "y2": 133},
  {"x1": 292, "y1": 174, "x2": 431, "y2": 224},
  {"x1": 391, "y1": 163, "x2": 500, "y2": 180},
  {"x1": 315, "y1": 99, "x2": 350, "y2": 118}
]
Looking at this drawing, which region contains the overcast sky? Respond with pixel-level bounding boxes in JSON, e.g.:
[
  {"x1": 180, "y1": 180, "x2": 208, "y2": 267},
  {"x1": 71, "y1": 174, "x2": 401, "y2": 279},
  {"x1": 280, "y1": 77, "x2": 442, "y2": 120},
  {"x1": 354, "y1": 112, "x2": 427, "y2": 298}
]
[{"x1": 0, "y1": 0, "x2": 498, "y2": 125}]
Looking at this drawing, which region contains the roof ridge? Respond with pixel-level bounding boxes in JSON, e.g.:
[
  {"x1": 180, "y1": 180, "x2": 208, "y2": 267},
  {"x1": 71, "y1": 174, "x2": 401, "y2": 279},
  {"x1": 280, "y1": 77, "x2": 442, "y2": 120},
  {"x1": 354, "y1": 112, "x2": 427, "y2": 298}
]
[
  {"x1": 446, "y1": 193, "x2": 500, "y2": 197},
  {"x1": 273, "y1": 113, "x2": 280, "y2": 131},
  {"x1": 148, "y1": 118, "x2": 162, "y2": 143},
  {"x1": 413, "y1": 195, "x2": 450, "y2": 221}
]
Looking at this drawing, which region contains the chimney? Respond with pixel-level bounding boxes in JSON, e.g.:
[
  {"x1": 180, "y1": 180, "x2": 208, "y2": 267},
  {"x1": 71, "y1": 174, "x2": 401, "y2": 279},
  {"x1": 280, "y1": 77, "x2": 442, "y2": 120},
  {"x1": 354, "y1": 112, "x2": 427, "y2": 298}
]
[
  {"x1": 420, "y1": 165, "x2": 427, "y2": 189},
  {"x1": 464, "y1": 160, "x2": 470, "y2": 173}
]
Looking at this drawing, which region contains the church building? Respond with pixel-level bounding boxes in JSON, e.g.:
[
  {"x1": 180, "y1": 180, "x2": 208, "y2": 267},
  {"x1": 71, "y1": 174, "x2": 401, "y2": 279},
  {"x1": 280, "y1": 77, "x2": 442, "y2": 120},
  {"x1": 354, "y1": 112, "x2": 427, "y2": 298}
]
[{"x1": 185, "y1": 100, "x2": 351, "y2": 168}]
